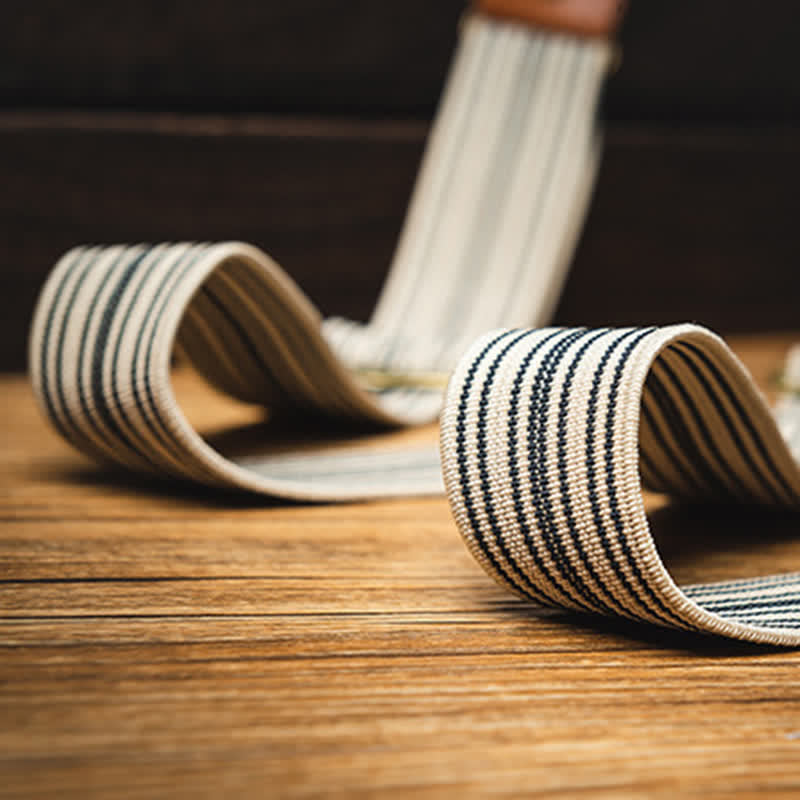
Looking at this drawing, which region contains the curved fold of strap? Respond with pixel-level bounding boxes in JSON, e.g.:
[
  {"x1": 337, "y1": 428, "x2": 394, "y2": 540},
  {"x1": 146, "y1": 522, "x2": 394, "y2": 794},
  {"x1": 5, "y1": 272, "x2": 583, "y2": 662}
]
[
  {"x1": 440, "y1": 325, "x2": 800, "y2": 645},
  {"x1": 28, "y1": 242, "x2": 443, "y2": 502},
  {"x1": 27, "y1": 14, "x2": 612, "y2": 503}
]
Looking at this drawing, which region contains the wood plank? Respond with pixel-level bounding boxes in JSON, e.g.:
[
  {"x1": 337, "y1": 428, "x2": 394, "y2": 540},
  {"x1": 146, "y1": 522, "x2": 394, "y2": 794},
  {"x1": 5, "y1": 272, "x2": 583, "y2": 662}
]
[
  {"x1": 1, "y1": 333, "x2": 800, "y2": 797},
  {"x1": 1, "y1": 113, "x2": 799, "y2": 370},
  {"x1": 3, "y1": 1, "x2": 800, "y2": 122}
]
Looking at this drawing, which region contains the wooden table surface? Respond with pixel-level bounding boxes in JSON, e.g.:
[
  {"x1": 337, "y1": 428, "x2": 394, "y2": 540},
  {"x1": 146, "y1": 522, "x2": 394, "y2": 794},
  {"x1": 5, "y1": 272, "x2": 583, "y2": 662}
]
[{"x1": 2, "y1": 333, "x2": 800, "y2": 798}]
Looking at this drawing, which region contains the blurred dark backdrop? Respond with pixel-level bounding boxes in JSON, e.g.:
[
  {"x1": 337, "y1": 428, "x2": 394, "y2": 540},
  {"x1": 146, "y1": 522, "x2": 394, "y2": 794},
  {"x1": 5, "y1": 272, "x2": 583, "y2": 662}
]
[{"x1": 1, "y1": 1, "x2": 798, "y2": 370}]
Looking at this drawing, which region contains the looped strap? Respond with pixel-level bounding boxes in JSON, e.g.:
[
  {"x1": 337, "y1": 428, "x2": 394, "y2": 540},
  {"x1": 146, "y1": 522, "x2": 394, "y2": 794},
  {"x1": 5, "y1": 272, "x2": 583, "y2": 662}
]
[{"x1": 441, "y1": 326, "x2": 800, "y2": 646}]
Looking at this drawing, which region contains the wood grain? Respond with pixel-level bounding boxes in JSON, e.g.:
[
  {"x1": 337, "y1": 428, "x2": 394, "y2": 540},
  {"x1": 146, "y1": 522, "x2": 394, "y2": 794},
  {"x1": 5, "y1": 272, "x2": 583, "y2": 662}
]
[{"x1": 2, "y1": 333, "x2": 800, "y2": 798}]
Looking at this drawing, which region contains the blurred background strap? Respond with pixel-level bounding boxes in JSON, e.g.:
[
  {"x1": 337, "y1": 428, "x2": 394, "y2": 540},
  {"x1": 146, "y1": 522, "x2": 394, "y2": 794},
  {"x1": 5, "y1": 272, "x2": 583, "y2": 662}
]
[{"x1": 1, "y1": 0, "x2": 799, "y2": 371}]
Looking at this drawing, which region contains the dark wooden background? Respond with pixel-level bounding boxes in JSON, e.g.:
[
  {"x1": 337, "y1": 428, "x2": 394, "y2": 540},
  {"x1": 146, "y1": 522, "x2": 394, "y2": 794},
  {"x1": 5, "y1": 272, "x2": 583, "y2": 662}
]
[{"x1": 1, "y1": 1, "x2": 798, "y2": 370}]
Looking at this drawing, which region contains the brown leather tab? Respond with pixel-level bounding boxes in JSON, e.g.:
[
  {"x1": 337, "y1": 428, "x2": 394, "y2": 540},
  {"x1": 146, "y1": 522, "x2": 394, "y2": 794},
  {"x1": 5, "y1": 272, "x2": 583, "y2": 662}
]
[{"x1": 476, "y1": 0, "x2": 626, "y2": 38}]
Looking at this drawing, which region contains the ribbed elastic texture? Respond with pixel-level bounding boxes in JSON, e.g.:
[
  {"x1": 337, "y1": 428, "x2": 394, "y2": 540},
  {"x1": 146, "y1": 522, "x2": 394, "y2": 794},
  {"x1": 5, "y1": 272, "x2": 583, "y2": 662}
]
[
  {"x1": 441, "y1": 326, "x2": 800, "y2": 646},
  {"x1": 28, "y1": 242, "x2": 444, "y2": 502}
]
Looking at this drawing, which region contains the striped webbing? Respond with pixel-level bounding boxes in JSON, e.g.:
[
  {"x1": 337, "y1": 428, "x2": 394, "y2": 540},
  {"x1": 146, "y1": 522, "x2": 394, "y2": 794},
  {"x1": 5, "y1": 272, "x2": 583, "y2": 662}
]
[
  {"x1": 29, "y1": 242, "x2": 445, "y2": 502},
  {"x1": 441, "y1": 327, "x2": 800, "y2": 646},
  {"x1": 29, "y1": 244, "x2": 800, "y2": 645}
]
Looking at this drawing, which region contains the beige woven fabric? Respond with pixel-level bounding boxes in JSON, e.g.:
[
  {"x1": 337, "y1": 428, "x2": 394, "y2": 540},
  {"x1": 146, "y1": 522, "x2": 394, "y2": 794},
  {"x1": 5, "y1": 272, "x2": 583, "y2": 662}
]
[{"x1": 441, "y1": 326, "x2": 800, "y2": 646}]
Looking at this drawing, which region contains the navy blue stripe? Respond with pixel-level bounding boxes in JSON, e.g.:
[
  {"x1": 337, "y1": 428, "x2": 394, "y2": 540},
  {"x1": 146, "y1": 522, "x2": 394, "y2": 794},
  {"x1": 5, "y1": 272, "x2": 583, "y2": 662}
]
[
  {"x1": 105, "y1": 245, "x2": 187, "y2": 475},
  {"x1": 724, "y1": 612, "x2": 800, "y2": 623},
  {"x1": 638, "y1": 445, "x2": 682, "y2": 496},
  {"x1": 36, "y1": 248, "x2": 89, "y2": 444},
  {"x1": 655, "y1": 352, "x2": 758, "y2": 501},
  {"x1": 474, "y1": 328, "x2": 568, "y2": 604},
  {"x1": 645, "y1": 369, "x2": 735, "y2": 500},
  {"x1": 199, "y1": 284, "x2": 294, "y2": 403},
  {"x1": 554, "y1": 329, "x2": 636, "y2": 615},
  {"x1": 687, "y1": 579, "x2": 800, "y2": 598},
  {"x1": 212, "y1": 263, "x2": 392, "y2": 422},
  {"x1": 78, "y1": 247, "x2": 158, "y2": 468},
  {"x1": 75, "y1": 245, "x2": 200, "y2": 477},
  {"x1": 90, "y1": 247, "x2": 178, "y2": 474},
  {"x1": 125, "y1": 246, "x2": 215, "y2": 479},
  {"x1": 506, "y1": 329, "x2": 588, "y2": 606},
  {"x1": 583, "y1": 328, "x2": 681, "y2": 627},
  {"x1": 699, "y1": 595, "x2": 800, "y2": 614},
  {"x1": 599, "y1": 328, "x2": 693, "y2": 629},
  {"x1": 222, "y1": 263, "x2": 324, "y2": 400},
  {"x1": 639, "y1": 394, "x2": 700, "y2": 496},
  {"x1": 49, "y1": 249, "x2": 119, "y2": 463},
  {"x1": 230, "y1": 262, "x2": 379, "y2": 418},
  {"x1": 455, "y1": 329, "x2": 551, "y2": 602},
  {"x1": 685, "y1": 575, "x2": 800, "y2": 597},
  {"x1": 583, "y1": 330, "x2": 671, "y2": 621},
  {"x1": 97, "y1": 245, "x2": 202, "y2": 477},
  {"x1": 74, "y1": 246, "x2": 130, "y2": 447},
  {"x1": 670, "y1": 344, "x2": 784, "y2": 503},
  {"x1": 677, "y1": 340, "x2": 800, "y2": 505},
  {"x1": 182, "y1": 287, "x2": 274, "y2": 398},
  {"x1": 742, "y1": 619, "x2": 800, "y2": 630},
  {"x1": 721, "y1": 613, "x2": 800, "y2": 625},
  {"x1": 138, "y1": 244, "x2": 345, "y2": 486},
  {"x1": 526, "y1": 328, "x2": 615, "y2": 611},
  {"x1": 138, "y1": 248, "x2": 229, "y2": 480}
]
